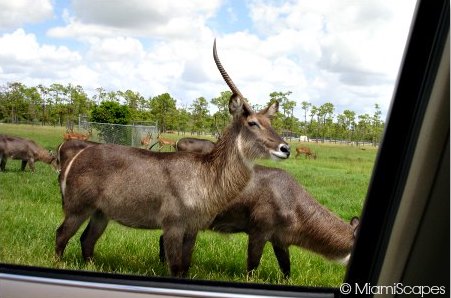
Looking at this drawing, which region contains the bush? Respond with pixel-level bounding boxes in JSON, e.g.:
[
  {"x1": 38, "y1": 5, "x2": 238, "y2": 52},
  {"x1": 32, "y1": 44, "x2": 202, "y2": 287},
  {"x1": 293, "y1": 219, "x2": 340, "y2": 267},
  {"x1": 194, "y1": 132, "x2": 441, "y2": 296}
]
[
  {"x1": 90, "y1": 101, "x2": 132, "y2": 144},
  {"x1": 90, "y1": 101, "x2": 131, "y2": 125}
]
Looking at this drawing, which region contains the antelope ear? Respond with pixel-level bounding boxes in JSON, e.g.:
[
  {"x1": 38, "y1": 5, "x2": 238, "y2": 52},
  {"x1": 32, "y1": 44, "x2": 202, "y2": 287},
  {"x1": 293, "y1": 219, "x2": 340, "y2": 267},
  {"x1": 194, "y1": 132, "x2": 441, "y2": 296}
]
[
  {"x1": 229, "y1": 93, "x2": 252, "y2": 117},
  {"x1": 260, "y1": 101, "x2": 279, "y2": 119},
  {"x1": 350, "y1": 216, "x2": 360, "y2": 228},
  {"x1": 350, "y1": 216, "x2": 360, "y2": 238}
]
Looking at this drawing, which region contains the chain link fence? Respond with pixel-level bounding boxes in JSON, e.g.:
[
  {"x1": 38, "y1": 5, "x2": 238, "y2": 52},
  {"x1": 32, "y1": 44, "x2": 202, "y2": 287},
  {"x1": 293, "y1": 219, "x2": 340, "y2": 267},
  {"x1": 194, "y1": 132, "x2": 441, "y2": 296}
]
[{"x1": 78, "y1": 116, "x2": 158, "y2": 149}]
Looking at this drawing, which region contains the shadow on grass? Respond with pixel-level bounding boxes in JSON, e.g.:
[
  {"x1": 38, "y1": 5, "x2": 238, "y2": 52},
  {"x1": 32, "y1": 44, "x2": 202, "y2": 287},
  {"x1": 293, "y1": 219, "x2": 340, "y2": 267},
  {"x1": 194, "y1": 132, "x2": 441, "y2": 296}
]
[{"x1": 57, "y1": 248, "x2": 169, "y2": 277}]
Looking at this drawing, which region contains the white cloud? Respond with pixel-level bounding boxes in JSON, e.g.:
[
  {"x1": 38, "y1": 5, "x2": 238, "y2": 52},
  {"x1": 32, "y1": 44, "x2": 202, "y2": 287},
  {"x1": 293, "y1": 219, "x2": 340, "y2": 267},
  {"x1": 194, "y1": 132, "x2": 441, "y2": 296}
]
[
  {"x1": 0, "y1": 0, "x2": 53, "y2": 29},
  {"x1": 243, "y1": 0, "x2": 416, "y2": 118},
  {"x1": 0, "y1": 29, "x2": 81, "y2": 70},
  {"x1": 87, "y1": 37, "x2": 145, "y2": 62},
  {"x1": 48, "y1": 0, "x2": 221, "y2": 40},
  {"x1": 68, "y1": 65, "x2": 100, "y2": 90},
  {"x1": 73, "y1": 0, "x2": 220, "y2": 27},
  {"x1": 0, "y1": 29, "x2": 89, "y2": 86},
  {"x1": 0, "y1": 1, "x2": 417, "y2": 120}
]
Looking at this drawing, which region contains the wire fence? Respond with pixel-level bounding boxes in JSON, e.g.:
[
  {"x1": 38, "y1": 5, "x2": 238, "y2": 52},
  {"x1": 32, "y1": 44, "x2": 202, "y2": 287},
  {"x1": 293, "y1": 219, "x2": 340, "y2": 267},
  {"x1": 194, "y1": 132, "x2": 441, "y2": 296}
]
[
  {"x1": 78, "y1": 116, "x2": 159, "y2": 149},
  {"x1": 0, "y1": 118, "x2": 378, "y2": 148}
]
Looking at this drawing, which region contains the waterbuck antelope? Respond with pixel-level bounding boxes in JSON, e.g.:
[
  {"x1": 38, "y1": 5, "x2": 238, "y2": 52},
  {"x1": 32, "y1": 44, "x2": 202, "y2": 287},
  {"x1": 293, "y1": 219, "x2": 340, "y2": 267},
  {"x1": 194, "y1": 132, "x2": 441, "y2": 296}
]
[
  {"x1": 175, "y1": 138, "x2": 215, "y2": 154},
  {"x1": 55, "y1": 40, "x2": 290, "y2": 277},
  {"x1": 0, "y1": 135, "x2": 56, "y2": 172},
  {"x1": 206, "y1": 165, "x2": 359, "y2": 277},
  {"x1": 160, "y1": 139, "x2": 359, "y2": 277}
]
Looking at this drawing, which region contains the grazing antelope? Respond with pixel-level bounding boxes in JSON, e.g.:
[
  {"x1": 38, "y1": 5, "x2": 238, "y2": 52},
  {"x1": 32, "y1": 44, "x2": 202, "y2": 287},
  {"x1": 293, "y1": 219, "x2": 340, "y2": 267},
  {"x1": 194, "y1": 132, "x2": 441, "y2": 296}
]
[
  {"x1": 207, "y1": 165, "x2": 359, "y2": 277},
  {"x1": 175, "y1": 138, "x2": 215, "y2": 154},
  {"x1": 140, "y1": 132, "x2": 153, "y2": 149},
  {"x1": 159, "y1": 141, "x2": 359, "y2": 277},
  {"x1": 149, "y1": 133, "x2": 176, "y2": 151},
  {"x1": 157, "y1": 133, "x2": 176, "y2": 151},
  {"x1": 0, "y1": 135, "x2": 56, "y2": 172},
  {"x1": 55, "y1": 40, "x2": 290, "y2": 277},
  {"x1": 63, "y1": 128, "x2": 92, "y2": 141},
  {"x1": 295, "y1": 146, "x2": 316, "y2": 159}
]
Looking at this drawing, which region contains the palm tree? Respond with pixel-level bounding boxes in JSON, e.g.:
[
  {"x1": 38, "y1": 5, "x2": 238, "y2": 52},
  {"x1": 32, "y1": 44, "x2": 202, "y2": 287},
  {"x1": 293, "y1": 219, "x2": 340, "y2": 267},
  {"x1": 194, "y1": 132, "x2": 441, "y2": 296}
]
[{"x1": 301, "y1": 101, "x2": 311, "y2": 135}]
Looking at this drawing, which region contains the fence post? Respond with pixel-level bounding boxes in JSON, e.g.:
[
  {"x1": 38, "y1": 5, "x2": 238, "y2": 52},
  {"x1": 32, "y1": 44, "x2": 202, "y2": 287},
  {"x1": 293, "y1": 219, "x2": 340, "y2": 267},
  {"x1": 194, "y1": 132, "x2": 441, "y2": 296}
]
[{"x1": 131, "y1": 123, "x2": 135, "y2": 147}]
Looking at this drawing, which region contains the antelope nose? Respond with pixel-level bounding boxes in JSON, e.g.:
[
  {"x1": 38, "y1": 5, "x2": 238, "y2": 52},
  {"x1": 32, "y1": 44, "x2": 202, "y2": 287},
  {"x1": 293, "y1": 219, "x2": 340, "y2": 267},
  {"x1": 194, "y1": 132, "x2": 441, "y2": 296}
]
[{"x1": 279, "y1": 144, "x2": 290, "y2": 158}]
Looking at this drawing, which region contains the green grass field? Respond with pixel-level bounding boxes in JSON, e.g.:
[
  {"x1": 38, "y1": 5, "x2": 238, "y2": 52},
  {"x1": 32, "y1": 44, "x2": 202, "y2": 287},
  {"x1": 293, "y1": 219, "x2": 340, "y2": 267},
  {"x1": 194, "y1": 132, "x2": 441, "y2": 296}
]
[{"x1": 0, "y1": 123, "x2": 376, "y2": 287}]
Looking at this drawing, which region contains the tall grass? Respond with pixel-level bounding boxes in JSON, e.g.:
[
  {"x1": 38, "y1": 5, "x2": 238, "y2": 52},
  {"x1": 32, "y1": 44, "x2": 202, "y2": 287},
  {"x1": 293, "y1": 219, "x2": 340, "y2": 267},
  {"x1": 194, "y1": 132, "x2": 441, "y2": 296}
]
[{"x1": 0, "y1": 124, "x2": 376, "y2": 287}]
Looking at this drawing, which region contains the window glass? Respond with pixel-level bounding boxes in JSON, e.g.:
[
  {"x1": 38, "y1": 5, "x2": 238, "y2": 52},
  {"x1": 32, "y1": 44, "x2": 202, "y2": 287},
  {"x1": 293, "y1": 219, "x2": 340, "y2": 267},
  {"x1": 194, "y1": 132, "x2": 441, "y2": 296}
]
[{"x1": 0, "y1": 0, "x2": 416, "y2": 288}]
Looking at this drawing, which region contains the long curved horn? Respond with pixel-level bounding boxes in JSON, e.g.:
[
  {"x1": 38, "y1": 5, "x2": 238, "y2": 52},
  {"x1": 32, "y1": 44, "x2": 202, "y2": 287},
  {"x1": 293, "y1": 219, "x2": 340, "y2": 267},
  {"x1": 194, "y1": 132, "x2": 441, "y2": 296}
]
[
  {"x1": 213, "y1": 39, "x2": 244, "y2": 99},
  {"x1": 214, "y1": 40, "x2": 259, "y2": 114}
]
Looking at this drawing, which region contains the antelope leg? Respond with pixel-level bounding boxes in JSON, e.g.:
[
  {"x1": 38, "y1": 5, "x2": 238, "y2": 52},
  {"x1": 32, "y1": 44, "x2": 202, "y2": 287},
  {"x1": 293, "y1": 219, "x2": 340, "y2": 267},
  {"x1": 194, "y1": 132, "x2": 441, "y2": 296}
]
[
  {"x1": 159, "y1": 234, "x2": 166, "y2": 263},
  {"x1": 162, "y1": 227, "x2": 185, "y2": 277},
  {"x1": 0, "y1": 156, "x2": 6, "y2": 171},
  {"x1": 21, "y1": 160, "x2": 28, "y2": 171},
  {"x1": 80, "y1": 210, "x2": 109, "y2": 261},
  {"x1": 56, "y1": 213, "x2": 90, "y2": 259},
  {"x1": 181, "y1": 232, "x2": 198, "y2": 274},
  {"x1": 272, "y1": 242, "x2": 291, "y2": 278},
  {"x1": 247, "y1": 232, "x2": 267, "y2": 274}
]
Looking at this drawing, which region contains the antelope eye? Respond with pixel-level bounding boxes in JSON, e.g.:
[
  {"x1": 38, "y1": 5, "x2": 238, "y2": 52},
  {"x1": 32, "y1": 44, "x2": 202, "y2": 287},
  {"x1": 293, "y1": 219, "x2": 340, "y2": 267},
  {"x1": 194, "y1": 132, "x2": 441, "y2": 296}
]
[{"x1": 248, "y1": 121, "x2": 259, "y2": 127}]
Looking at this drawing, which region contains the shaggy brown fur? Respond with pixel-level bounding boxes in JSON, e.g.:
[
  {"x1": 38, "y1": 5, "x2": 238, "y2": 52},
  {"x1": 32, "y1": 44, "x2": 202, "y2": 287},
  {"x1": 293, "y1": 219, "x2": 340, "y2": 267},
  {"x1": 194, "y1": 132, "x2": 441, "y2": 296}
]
[
  {"x1": 175, "y1": 138, "x2": 215, "y2": 154},
  {"x1": 55, "y1": 139, "x2": 98, "y2": 172}
]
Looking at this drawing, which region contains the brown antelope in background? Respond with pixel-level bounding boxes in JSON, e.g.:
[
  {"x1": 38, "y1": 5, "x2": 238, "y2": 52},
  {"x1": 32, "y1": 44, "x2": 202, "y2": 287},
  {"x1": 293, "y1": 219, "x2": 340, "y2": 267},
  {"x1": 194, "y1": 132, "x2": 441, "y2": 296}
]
[
  {"x1": 156, "y1": 133, "x2": 176, "y2": 151},
  {"x1": 295, "y1": 145, "x2": 317, "y2": 159},
  {"x1": 55, "y1": 39, "x2": 290, "y2": 277},
  {"x1": 160, "y1": 140, "x2": 358, "y2": 277},
  {"x1": 63, "y1": 128, "x2": 92, "y2": 141},
  {"x1": 149, "y1": 133, "x2": 176, "y2": 151},
  {"x1": 140, "y1": 132, "x2": 153, "y2": 149},
  {"x1": 0, "y1": 135, "x2": 56, "y2": 172},
  {"x1": 175, "y1": 138, "x2": 215, "y2": 154}
]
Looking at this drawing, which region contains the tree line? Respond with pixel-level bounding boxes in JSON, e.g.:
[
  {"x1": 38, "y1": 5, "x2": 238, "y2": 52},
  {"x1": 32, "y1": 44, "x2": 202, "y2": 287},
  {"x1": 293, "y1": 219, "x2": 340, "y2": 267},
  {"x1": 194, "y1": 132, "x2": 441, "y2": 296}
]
[{"x1": 0, "y1": 82, "x2": 384, "y2": 144}]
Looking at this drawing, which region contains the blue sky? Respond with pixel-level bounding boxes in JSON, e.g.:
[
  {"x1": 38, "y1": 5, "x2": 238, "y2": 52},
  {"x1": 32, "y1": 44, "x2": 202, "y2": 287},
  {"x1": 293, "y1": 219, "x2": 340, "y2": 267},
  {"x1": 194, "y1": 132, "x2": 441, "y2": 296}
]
[{"x1": 0, "y1": 0, "x2": 417, "y2": 120}]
